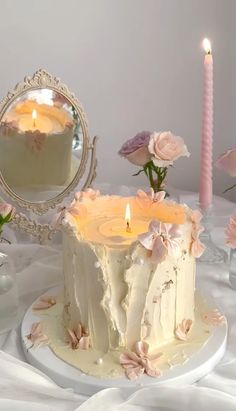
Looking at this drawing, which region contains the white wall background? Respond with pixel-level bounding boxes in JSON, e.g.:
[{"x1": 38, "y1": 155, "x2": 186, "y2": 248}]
[{"x1": 0, "y1": 0, "x2": 235, "y2": 200}]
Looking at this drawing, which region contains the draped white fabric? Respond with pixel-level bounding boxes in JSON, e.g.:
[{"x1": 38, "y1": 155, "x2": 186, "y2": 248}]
[{"x1": 0, "y1": 189, "x2": 236, "y2": 411}]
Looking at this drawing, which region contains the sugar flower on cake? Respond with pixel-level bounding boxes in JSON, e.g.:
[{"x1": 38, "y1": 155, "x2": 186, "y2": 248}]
[
  {"x1": 225, "y1": 213, "x2": 236, "y2": 248},
  {"x1": 76, "y1": 188, "x2": 100, "y2": 201},
  {"x1": 175, "y1": 318, "x2": 193, "y2": 341},
  {"x1": 119, "y1": 130, "x2": 190, "y2": 196},
  {"x1": 136, "y1": 188, "x2": 166, "y2": 208},
  {"x1": 67, "y1": 323, "x2": 90, "y2": 350},
  {"x1": 216, "y1": 147, "x2": 236, "y2": 193},
  {"x1": 120, "y1": 340, "x2": 162, "y2": 380},
  {"x1": 189, "y1": 209, "x2": 205, "y2": 258},
  {"x1": 33, "y1": 295, "x2": 56, "y2": 310},
  {"x1": 51, "y1": 196, "x2": 87, "y2": 229},
  {"x1": 26, "y1": 130, "x2": 46, "y2": 153},
  {"x1": 138, "y1": 220, "x2": 182, "y2": 263},
  {"x1": 201, "y1": 309, "x2": 225, "y2": 326},
  {"x1": 26, "y1": 322, "x2": 49, "y2": 348}
]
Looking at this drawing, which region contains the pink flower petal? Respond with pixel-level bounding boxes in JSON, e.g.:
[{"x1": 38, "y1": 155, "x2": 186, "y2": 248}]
[
  {"x1": 78, "y1": 336, "x2": 90, "y2": 350},
  {"x1": 151, "y1": 236, "x2": 168, "y2": 263},
  {"x1": 135, "y1": 340, "x2": 149, "y2": 357},
  {"x1": 201, "y1": 309, "x2": 225, "y2": 326},
  {"x1": 138, "y1": 232, "x2": 155, "y2": 251},
  {"x1": 175, "y1": 319, "x2": 192, "y2": 341},
  {"x1": 126, "y1": 146, "x2": 151, "y2": 166},
  {"x1": 215, "y1": 148, "x2": 236, "y2": 177},
  {"x1": 225, "y1": 213, "x2": 236, "y2": 248},
  {"x1": 33, "y1": 301, "x2": 53, "y2": 310},
  {"x1": 126, "y1": 365, "x2": 144, "y2": 380},
  {"x1": 191, "y1": 239, "x2": 205, "y2": 258}
]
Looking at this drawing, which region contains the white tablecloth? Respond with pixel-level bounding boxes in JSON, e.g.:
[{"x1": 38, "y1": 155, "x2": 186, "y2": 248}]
[{"x1": 0, "y1": 190, "x2": 236, "y2": 411}]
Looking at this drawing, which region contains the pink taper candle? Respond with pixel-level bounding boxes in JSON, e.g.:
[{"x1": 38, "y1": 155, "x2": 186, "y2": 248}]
[{"x1": 199, "y1": 38, "x2": 213, "y2": 210}]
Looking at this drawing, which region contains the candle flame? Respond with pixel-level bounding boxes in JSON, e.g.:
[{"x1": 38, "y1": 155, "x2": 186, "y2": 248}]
[
  {"x1": 32, "y1": 109, "x2": 37, "y2": 120},
  {"x1": 125, "y1": 203, "x2": 131, "y2": 232},
  {"x1": 203, "y1": 38, "x2": 212, "y2": 54}
]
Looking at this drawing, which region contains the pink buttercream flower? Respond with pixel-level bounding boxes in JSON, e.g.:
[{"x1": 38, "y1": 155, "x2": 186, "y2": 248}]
[
  {"x1": 136, "y1": 188, "x2": 166, "y2": 208},
  {"x1": 215, "y1": 148, "x2": 236, "y2": 177},
  {"x1": 225, "y1": 213, "x2": 236, "y2": 248},
  {"x1": 66, "y1": 323, "x2": 90, "y2": 350},
  {"x1": 189, "y1": 210, "x2": 205, "y2": 258},
  {"x1": 26, "y1": 130, "x2": 46, "y2": 153},
  {"x1": 120, "y1": 341, "x2": 162, "y2": 380},
  {"x1": 33, "y1": 295, "x2": 56, "y2": 310},
  {"x1": 26, "y1": 322, "x2": 49, "y2": 348},
  {"x1": 118, "y1": 131, "x2": 152, "y2": 166},
  {"x1": 138, "y1": 220, "x2": 182, "y2": 263},
  {"x1": 175, "y1": 319, "x2": 192, "y2": 341},
  {"x1": 0, "y1": 202, "x2": 15, "y2": 220},
  {"x1": 148, "y1": 131, "x2": 190, "y2": 167},
  {"x1": 201, "y1": 309, "x2": 225, "y2": 326}
]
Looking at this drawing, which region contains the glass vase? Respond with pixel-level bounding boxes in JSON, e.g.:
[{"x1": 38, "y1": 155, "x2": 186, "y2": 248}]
[
  {"x1": 229, "y1": 248, "x2": 236, "y2": 290},
  {"x1": 0, "y1": 252, "x2": 18, "y2": 334}
]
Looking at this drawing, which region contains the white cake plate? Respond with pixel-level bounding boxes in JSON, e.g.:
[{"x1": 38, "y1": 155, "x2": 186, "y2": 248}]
[{"x1": 21, "y1": 286, "x2": 227, "y2": 396}]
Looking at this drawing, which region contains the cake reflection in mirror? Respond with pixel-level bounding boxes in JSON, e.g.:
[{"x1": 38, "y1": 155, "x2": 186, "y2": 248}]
[{"x1": 0, "y1": 88, "x2": 83, "y2": 201}]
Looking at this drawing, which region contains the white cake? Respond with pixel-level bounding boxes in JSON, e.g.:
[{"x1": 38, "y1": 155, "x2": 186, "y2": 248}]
[
  {"x1": 0, "y1": 100, "x2": 75, "y2": 188},
  {"x1": 58, "y1": 189, "x2": 205, "y2": 379}
]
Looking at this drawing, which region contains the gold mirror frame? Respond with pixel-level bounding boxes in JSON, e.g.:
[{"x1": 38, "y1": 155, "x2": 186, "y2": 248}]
[{"x1": 0, "y1": 69, "x2": 98, "y2": 242}]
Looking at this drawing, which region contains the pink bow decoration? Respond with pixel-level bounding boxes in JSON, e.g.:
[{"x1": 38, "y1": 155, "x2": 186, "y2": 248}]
[
  {"x1": 175, "y1": 319, "x2": 192, "y2": 341},
  {"x1": 33, "y1": 295, "x2": 56, "y2": 310},
  {"x1": 26, "y1": 130, "x2": 46, "y2": 153},
  {"x1": 138, "y1": 220, "x2": 181, "y2": 263},
  {"x1": 67, "y1": 323, "x2": 90, "y2": 350},
  {"x1": 190, "y1": 210, "x2": 205, "y2": 258},
  {"x1": 225, "y1": 213, "x2": 236, "y2": 248},
  {"x1": 26, "y1": 322, "x2": 49, "y2": 348},
  {"x1": 201, "y1": 309, "x2": 225, "y2": 326},
  {"x1": 136, "y1": 189, "x2": 166, "y2": 208},
  {"x1": 120, "y1": 340, "x2": 162, "y2": 380}
]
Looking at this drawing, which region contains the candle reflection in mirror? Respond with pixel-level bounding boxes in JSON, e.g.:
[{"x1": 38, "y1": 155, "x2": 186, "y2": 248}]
[{"x1": 32, "y1": 109, "x2": 37, "y2": 128}]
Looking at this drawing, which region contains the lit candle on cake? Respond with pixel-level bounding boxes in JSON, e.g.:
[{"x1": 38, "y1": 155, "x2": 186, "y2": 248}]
[
  {"x1": 76, "y1": 195, "x2": 186, "y2": 246},
  {"x1": 199, "y1": 38, "x2": 213, "y2": 210},
  {"x1": 125, "y1": 203, "x2": 131, "y2": 233}
]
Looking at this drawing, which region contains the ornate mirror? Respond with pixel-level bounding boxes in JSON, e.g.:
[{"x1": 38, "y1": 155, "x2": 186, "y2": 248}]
[{"x1": 0, "y1": 69, "x2": 97, "y2": 242}]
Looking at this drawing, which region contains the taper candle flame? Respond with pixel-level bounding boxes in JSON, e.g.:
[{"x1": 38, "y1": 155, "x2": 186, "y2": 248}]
[
  {"x1": 125, "y1": 203, "x2": 131, "y2": 233},
  {"x1": 203, "y1": 38, "x2": 212, "y2": 55},
  {"x1": 32, "y1": 109, "x2": 37, "y2": 128}
]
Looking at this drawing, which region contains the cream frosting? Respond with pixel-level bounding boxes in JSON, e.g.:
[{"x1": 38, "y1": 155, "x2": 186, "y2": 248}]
[
  {"x1": 29, "y1": 291, "x2": 218, "y2": 379},
  {"x1": 62, "y1": 193, "x2": 198, "y2": 363}
]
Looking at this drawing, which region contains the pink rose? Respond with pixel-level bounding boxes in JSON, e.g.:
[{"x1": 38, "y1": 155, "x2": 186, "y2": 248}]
[
  {"x1": 148, "y1": 131, "x2": 190, "y2": 167},
  {"x1": 118, "y1": 131, "x2": 152, "y2": 166},
  {"x1": 215, "y1": 148, "x2": 236, "y2": 177},
  {"x1": 0, "y1": 202, "x2": 15, "y2": 219},
  {"x1": 225, "y1": 213, "x2": 236, "y2": 248}
]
